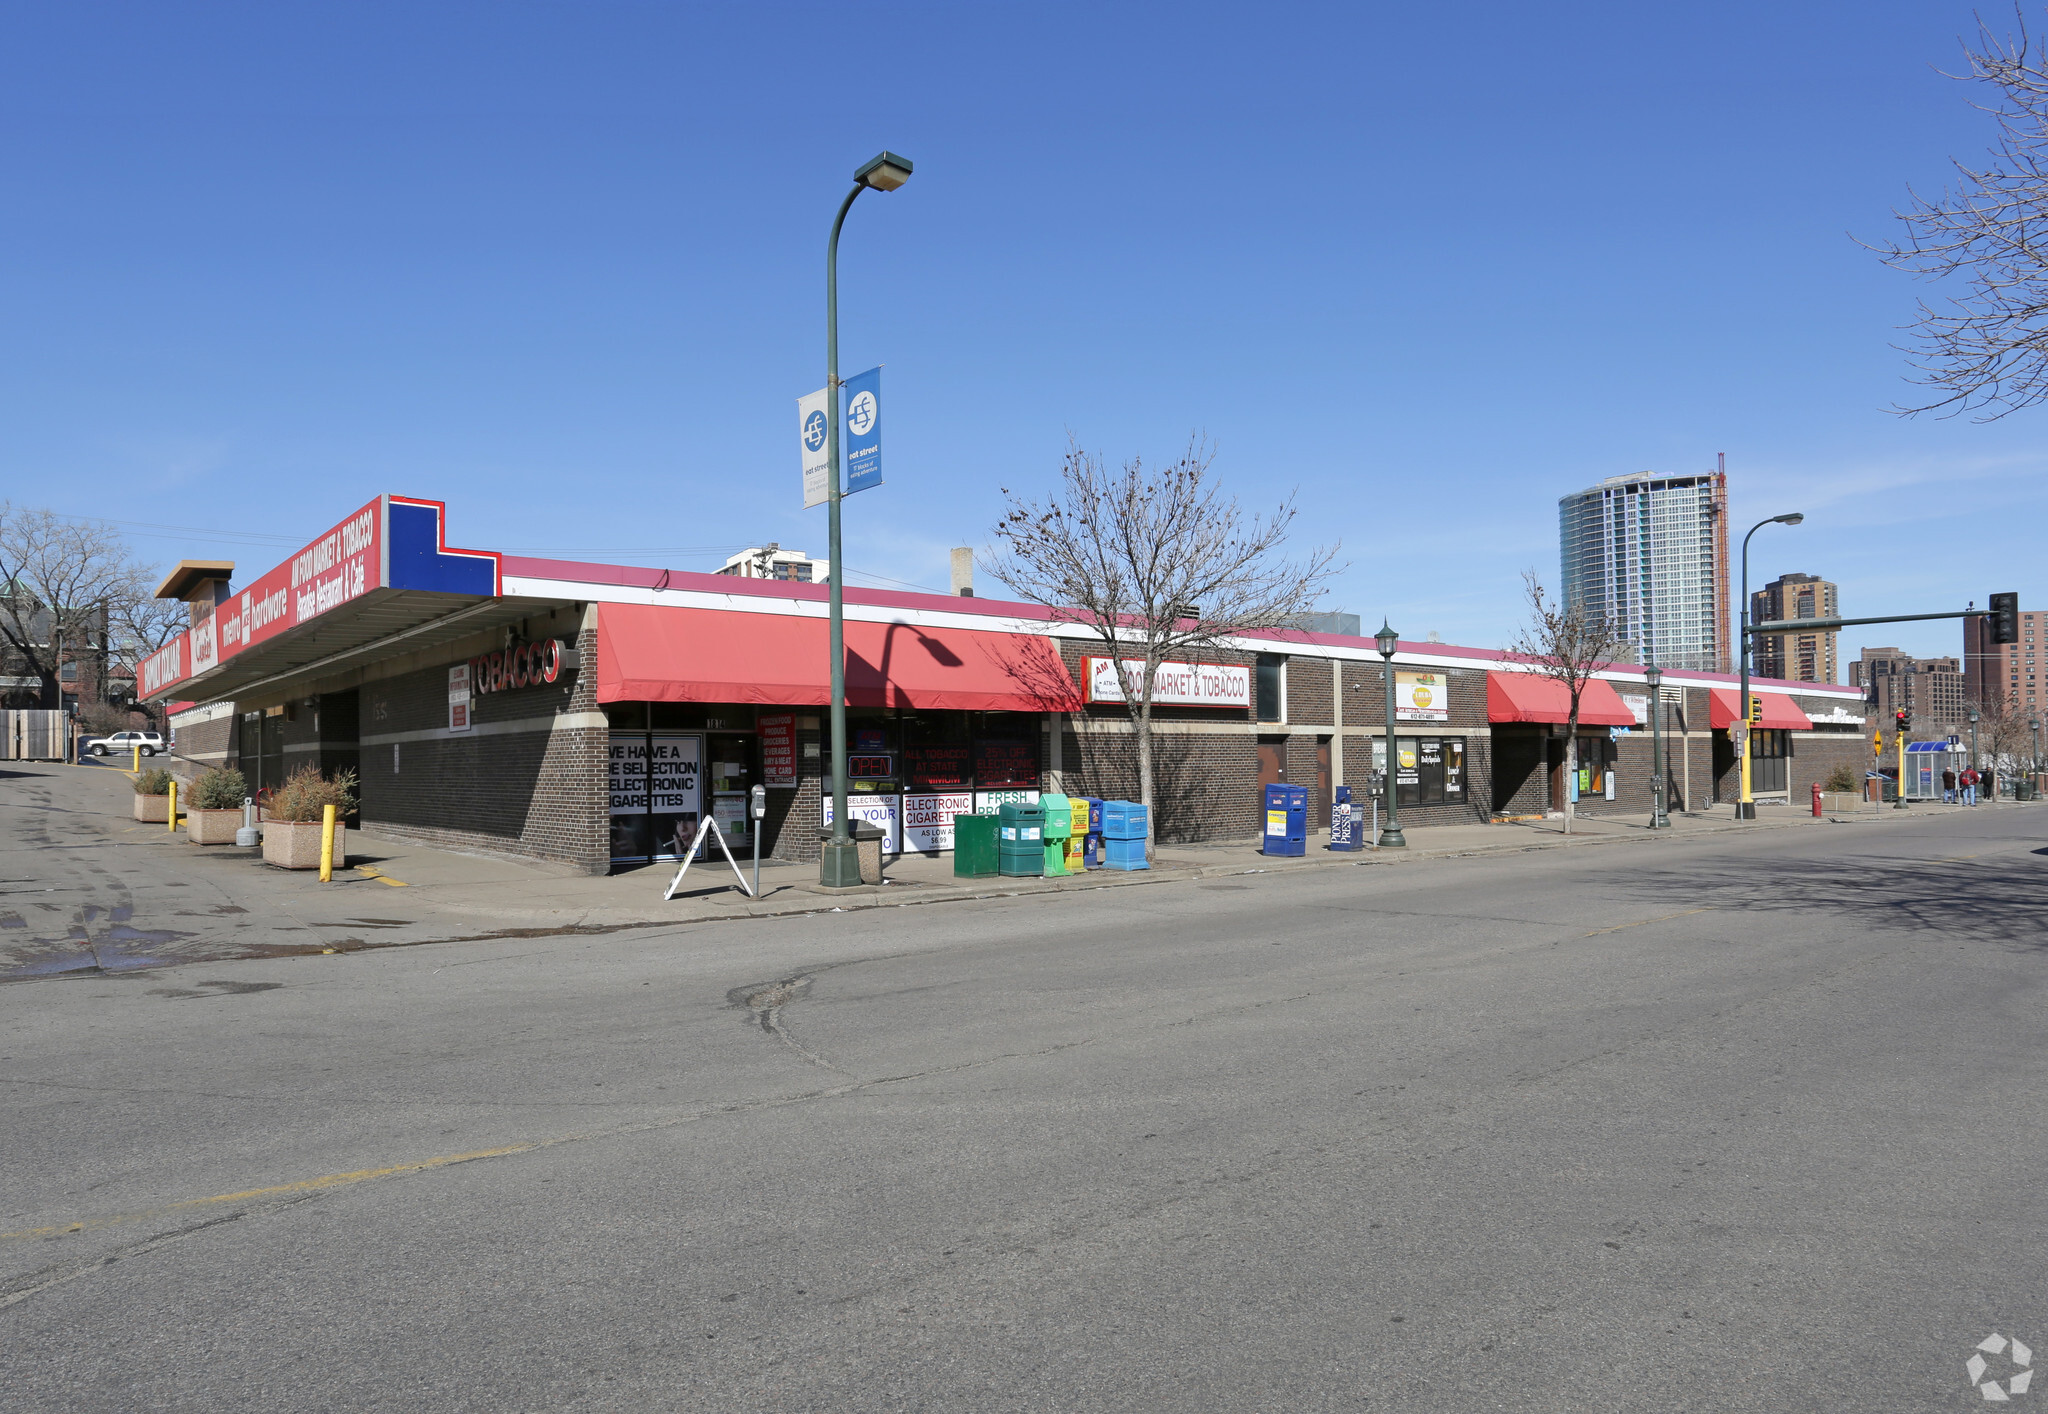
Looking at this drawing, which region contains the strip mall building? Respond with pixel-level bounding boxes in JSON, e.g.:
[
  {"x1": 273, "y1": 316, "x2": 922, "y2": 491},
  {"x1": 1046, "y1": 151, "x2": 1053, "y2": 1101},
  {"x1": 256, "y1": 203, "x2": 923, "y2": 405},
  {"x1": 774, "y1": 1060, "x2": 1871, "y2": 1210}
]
[{"x1": 144, "y1": 497, "x2": 1874, "y2": 874}]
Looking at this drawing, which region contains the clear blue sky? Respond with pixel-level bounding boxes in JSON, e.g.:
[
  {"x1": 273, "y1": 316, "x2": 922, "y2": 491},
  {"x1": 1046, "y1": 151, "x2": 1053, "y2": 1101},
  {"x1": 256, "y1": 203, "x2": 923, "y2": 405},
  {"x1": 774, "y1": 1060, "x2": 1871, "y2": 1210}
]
[{"x1": 2, "y1": 1, "x2": 2039, "y2": 668}]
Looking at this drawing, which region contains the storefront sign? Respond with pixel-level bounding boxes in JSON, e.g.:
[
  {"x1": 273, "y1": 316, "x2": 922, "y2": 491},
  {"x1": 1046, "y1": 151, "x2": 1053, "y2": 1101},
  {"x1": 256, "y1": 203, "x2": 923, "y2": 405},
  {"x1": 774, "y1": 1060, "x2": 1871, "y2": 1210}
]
[
  {"x1": 1395, "y1": 670, "x2": 1447, "y2": 722},
  {"x1": 448, "y1": 663, "x2": 471, "y2": 732},
  {"x1": 471, "y1": 639, "x2": 569, "y2": 695},
  {"x1": 1621, "y1": 693, "x2": 1649, "y2": 725},
  {"x1": 903, "y1": 791, "x2": 973, "y2": 853},
  {"x1": 1805, "y1": 705, "x2": 1866, "y2": 727},
  {"x1": 972, "y1": 738, "x2": 1040, "y2": 787},
  {"x1": 1081, "y1": 657, "x2": 1252, "y2": 708},
  {"x1": 759, "y1": 713, "x2": 797, "y2": 787},
  {"x1": 821, "y1": 793, "x2": 901, "y2": 851},
  {"x1": 842, "y1": 366, "x2": 882, "y2": 494},
  {"x1": 798, "y1": 387, "x2": 831, "y2": 508}
]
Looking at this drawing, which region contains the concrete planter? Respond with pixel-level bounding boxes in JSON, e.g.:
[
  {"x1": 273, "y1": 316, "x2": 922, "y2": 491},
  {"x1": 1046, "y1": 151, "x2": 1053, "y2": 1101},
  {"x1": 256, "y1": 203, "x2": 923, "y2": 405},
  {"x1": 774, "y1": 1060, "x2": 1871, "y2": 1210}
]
[
  {"x1": 1820, "y1": 792, "x2": 1872, "y2": 814},
  {"x1": 132, "y1": 794, "x2": 169, "y2": 823},
  {"x1": 185, "y1": 809, "x2": 244, "y2": 845},
  {"x1": 262, "y1": 819, "x2": 346, "y2": 870}
]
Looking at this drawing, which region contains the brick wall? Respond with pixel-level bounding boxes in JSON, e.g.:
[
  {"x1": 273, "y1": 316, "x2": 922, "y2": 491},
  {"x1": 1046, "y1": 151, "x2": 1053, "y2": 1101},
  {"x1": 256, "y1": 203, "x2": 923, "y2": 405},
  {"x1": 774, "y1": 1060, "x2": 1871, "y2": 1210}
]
[{"x1": 356, "y1": 624, "x2": 608, "y2": 874}]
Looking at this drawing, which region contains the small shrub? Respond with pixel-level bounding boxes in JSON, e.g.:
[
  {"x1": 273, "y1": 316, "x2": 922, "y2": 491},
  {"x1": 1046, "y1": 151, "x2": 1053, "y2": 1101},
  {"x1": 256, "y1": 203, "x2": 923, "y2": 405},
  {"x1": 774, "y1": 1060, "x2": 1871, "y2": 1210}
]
[
  {"x1": 267, "y1": 763, "x2": 358, "y2": 823},
  {"x1": 133, "y1": 767, "x2": 174, "y2": 796},
  {"x1": 1824, "y1": 763, "x2": 1862, "y2": 795},
  {"x1": 190, "y1": 767, "x2": 248, "y2": 812}
]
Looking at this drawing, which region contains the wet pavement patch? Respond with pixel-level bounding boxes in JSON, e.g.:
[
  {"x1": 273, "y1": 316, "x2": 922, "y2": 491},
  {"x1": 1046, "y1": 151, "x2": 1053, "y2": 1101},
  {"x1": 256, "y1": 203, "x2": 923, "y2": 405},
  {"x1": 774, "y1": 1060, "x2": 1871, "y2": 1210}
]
[{"x1": 146, "y1": 980, "x2": 285, "y2": 1000}]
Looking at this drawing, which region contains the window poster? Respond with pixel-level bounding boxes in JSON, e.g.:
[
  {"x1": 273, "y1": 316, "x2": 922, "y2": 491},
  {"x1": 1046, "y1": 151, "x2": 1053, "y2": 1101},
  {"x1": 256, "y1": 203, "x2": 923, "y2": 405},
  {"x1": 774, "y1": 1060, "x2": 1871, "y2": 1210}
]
[
  {"x1": 973, "y1": 738, "x2": 1039, "y2": 788},
  {"x1": 759, "y1": 713, "x2": 797, "y2": 787},
  {"x1": 903, "y1": 791, "x2": 974, "y2": 853},
  {"x1": 821, "y1": 793, "x2": 901, "y2": 852},
  {"x1": 905, "y1": 742, "x2": 972, "y2": 789},
  {"x1": 609, "y1": 732, "x2": 701, "y2": 863},
  {"x1": 973, "y1": 788, "x2": 1040, "y2": 814}
]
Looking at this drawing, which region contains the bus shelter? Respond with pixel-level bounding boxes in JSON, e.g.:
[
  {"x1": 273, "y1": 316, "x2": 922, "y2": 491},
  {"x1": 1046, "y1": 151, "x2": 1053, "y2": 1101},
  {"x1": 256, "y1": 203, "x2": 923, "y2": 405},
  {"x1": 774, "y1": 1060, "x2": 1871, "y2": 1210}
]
[{"x1": 1901, "y1": 740, "x2": 1968, "y2": 800}]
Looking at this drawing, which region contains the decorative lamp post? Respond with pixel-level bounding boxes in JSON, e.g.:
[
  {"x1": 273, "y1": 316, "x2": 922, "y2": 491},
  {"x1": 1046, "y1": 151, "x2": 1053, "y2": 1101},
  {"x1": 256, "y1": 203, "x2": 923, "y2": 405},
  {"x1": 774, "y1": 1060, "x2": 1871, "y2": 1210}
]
[
  {"x1": 1376, "y1": 620, "x2": 1406, "y2": 848},
  {"x1": 1737, "y1": 511, "x2": 1804, "y2": 820},
  {"x1": 818, "y1": 150, "x2": 913, "y2": 888},
  {"x1": 1645, "y1": 662, "x2": 1667, "y2": 829},
  {"x1": 2031, "y1": 717, "x2": 2041, "y2": 781}
]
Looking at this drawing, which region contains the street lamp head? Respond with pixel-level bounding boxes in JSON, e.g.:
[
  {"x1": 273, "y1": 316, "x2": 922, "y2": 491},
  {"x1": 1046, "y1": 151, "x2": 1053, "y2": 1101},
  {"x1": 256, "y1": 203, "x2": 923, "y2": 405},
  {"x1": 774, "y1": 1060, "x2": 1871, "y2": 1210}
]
[
  {"x1": 1775, "y1": 512, "x2": 1805, "y2": 526},
  {"x1": 1375, "y1": 620, "x2": 1399, "y2": 658},
  {"x1": 855, "y1": 151, "x2": 914, "y2": 191},
  {"x1": 1970, "y1": 707, "x2": 1980, "y2": 723},
  {"x1": 1644, "y1": 663, "x2": 1662, "y2": 687}
]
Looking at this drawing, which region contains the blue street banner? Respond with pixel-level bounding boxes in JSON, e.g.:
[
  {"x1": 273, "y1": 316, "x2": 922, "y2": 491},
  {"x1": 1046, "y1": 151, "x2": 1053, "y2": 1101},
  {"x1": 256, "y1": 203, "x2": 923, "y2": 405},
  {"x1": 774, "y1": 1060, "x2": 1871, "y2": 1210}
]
[
  {"x1": 842, "y1": 366, "x2": 882, "y2": 495},
  {"x1": 798, "y1": 387, "x2": 830, "y2": 508}
]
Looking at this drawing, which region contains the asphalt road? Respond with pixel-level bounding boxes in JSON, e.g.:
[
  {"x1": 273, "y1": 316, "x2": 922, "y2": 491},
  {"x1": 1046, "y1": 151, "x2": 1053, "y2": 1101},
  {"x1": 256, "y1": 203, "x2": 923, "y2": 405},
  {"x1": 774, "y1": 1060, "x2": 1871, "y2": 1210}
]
[{"x1": 3, "y1": 769, "x2": 2044, "y2": 1411}]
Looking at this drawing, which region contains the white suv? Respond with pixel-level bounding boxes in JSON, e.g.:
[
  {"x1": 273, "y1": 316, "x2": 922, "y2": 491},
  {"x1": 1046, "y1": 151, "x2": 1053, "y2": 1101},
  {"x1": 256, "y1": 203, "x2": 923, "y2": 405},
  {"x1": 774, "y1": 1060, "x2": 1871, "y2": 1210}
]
[{"x1": 90, "y1": 730, "x2": 166, "y2": 757}]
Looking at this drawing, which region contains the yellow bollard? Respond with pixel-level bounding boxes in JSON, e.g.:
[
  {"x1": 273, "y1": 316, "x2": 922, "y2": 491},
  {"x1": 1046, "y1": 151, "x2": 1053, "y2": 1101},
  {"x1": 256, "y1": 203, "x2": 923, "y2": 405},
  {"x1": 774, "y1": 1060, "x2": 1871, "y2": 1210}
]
[
  {"x1": 319, "y1": 803, "x2": 336, "y2": 882},
  {"x1": 167, "y1": 778, "x2": 178, "y2": 832},
  {"x1": 131, "y1": 745, "x2": 140, "y2": 773}
]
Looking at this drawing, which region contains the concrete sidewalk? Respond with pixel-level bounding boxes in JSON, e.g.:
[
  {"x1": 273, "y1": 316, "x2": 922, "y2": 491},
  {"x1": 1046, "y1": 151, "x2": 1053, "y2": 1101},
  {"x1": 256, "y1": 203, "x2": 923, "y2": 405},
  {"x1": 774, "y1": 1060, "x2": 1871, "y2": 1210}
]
[
  {"x1": 10, "y1": 757, "x2": 2022, "y2": 980},
  {"x1": 325, "y1": 792, "x2": 1990, "y2": 934}
]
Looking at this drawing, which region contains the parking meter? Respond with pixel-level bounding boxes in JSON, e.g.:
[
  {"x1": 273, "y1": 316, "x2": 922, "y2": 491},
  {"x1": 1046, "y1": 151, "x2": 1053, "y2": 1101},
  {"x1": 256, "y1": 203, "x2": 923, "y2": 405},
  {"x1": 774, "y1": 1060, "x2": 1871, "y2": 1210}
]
[{"x1": 749, "y1": 785, "x2": 767, "y2": 896}]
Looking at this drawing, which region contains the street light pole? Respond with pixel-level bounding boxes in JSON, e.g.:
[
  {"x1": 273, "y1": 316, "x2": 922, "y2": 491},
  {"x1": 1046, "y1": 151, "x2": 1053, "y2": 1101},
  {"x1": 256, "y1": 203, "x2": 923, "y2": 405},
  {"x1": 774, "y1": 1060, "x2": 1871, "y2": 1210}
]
[
  {"x1": 1736, "y1": 511, "x2": 1804, "y2": 820},
  {"x1": 1375, "y1": 621, "x2": 1405, "y2": 848},
  {"x1": 819, "y1": 151, "x2": 913, "y2": 889},
  {"x1": 1646, "y1": 662, "x2": 1667, "y2": 828}
]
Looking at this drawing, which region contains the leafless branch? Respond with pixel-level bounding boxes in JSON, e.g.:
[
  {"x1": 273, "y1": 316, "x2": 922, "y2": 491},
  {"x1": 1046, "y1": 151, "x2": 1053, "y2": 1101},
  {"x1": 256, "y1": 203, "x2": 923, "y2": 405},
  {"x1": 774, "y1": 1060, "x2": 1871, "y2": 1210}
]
[
  {"x1": 1506, "y1": 570, "x2": 1625, "y2": 833},
  {"x1": 983, "y1": 435, "x2": 1342, "y2": 839},
  {"x1": 1866, "y1": 8, "x2": 2048, "y2": 418}
]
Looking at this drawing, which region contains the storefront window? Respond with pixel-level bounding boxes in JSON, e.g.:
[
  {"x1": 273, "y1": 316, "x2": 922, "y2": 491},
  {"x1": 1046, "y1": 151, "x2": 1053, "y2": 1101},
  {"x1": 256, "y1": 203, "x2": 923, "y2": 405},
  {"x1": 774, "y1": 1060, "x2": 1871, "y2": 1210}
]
[
  {"x1": 971, "y1": 712, "x2": 1040, "y2": 787},
  {"x1": 1384, "y1": 737, "x2": 1467, "y2": 805},
  {"x1": 902, "y1": 712, "x2": 972, "y2": 790},
  {"x1": 1256, "y1": 656, "x2": 1285, "y2": 722}
]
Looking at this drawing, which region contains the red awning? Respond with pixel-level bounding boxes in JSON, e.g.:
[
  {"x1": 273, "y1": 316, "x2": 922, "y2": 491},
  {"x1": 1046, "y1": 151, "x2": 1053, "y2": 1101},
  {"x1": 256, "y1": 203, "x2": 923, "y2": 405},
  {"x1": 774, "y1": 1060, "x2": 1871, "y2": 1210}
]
[
  {"x1": 1486, "y1": 672, "x2": 1638, "y2": 727},
  {"x1": 1708, "y1": 688, "x2": 1811, "y2": 731},
  {"x1": 595, "y1": 603, "x2": 1082, "y2": 712}
]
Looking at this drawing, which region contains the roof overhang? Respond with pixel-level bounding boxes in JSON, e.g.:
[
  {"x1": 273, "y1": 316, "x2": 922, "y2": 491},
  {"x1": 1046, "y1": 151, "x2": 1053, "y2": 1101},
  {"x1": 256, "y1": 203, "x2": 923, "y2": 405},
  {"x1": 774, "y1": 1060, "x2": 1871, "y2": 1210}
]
[
  {"x1": 139, "y1": 495, "x2": 504, "y2": 704},
  {"x1": 169, "y1": 588, "x2": 556, "y2": 706},
  {"x1": 154, "y1": 561, "x2": 237, "y2": 601}
]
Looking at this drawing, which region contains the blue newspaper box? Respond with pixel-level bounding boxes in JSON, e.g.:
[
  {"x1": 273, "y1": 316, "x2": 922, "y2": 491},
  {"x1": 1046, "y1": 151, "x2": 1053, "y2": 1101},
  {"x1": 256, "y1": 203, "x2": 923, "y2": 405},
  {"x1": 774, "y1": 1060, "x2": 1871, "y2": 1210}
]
[
  {"x1": 1262, "y1": 783, "x2": 1307, "y2": 856},
  {"x1": 1330, "y1": 785, "x2": 1360, "y2": 851}
]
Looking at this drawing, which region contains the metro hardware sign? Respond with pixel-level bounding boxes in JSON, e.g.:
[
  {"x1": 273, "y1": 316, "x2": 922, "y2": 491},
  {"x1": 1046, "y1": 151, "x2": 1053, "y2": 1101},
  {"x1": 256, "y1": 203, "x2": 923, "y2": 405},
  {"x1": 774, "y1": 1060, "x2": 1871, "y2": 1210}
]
[
  {"x1": 1080, "y1": 656, "x2": 1253, "y2": 708},
  {"x1": 139, "y1": 496, "x2": 500, "y2": 700}
]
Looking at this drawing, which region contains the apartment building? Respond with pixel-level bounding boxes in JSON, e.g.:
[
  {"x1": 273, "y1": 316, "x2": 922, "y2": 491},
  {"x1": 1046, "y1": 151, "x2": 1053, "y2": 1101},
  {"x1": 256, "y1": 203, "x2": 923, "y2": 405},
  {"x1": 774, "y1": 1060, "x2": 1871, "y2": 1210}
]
[{"x1": 1751, "y1": 572, "x2": 1839, "y2": 683}]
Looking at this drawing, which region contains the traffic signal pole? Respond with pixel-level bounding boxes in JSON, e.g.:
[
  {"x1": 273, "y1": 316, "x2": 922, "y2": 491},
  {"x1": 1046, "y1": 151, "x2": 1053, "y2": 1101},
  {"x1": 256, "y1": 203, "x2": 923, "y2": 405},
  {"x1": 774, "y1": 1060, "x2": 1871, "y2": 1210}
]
[{"x1": 1742, "y1": 605, "x2": 2007, "y2": 816}]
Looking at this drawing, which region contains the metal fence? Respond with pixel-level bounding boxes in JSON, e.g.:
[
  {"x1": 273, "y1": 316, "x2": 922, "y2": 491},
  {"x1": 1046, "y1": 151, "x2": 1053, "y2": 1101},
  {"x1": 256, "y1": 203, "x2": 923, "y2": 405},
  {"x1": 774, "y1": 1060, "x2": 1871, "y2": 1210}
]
[{"x1": 1, "y1": 710, "x2": 71, "y2": 761}]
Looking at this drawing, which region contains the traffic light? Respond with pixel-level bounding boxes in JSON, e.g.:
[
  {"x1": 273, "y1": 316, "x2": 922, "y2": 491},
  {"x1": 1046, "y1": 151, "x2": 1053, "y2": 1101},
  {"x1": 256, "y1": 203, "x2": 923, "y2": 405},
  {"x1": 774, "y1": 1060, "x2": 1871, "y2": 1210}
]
[
  {"x1": 1746, "y1": 694, "x2": 1763, "y2": 725},
  {"x1": 1989, "y1": 591, "x2": 2019, "y2": 645},
  {"x1": 1895, "y1": 708, "x2": 1911, "y2": 733}
]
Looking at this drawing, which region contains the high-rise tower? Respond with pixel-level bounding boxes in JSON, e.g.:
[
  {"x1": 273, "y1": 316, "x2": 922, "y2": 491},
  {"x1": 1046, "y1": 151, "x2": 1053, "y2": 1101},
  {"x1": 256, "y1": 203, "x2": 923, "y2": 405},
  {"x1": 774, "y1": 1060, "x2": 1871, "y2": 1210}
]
[{"x1": 1559, "y1": 470, "x2": 1730, "y2": 673}]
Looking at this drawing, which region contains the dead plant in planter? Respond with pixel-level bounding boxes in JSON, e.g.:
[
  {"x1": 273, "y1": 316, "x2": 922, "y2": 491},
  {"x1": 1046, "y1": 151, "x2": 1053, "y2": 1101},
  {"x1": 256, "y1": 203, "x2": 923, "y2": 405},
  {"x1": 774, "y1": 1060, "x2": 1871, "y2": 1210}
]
[{"x1": 262, "y1": 764, "x2": 359, "y2": 869}]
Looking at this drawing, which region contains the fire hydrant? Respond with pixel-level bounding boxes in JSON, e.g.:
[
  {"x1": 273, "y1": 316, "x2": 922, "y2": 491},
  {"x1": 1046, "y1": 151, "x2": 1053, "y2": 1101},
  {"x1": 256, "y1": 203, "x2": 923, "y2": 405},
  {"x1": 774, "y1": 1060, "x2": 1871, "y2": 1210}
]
[{"x1": 1812, "y1": 781, "x2": 1824, "y2": 817}]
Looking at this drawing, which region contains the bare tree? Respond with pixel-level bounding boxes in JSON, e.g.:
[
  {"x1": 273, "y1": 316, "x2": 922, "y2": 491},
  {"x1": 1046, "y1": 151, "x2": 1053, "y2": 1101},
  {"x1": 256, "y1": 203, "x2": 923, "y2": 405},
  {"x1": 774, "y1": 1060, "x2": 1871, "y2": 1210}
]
[
  {"x1": 984, "y1": 436, "x2": 1340, "y2": 849},
  {"x1": 0, "y1": 504, "x2": 145, "y2": 709},
  {"x1": 1506, "y1": 570, "x2": 1625, "y2": 834},
  {"x1": 1869, "y1": 9, "x2": 2048, "y2": 418},
  {"x1": 1968, "y1": 688, "x2": 2034, "y2": 777}
]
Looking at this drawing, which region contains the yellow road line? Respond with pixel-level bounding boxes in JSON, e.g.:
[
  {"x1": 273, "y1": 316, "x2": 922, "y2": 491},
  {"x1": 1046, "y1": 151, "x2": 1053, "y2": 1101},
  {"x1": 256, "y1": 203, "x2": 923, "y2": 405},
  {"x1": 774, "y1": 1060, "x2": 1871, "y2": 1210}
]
[
  {"x1": 1584, "y1": 907, "x2": 1713, "y2": 938},
  {"x1": 0, "y1": 1143, "x2": 539, "y2": 1242},
  {"x1": 353, "y1": 865, "x2": 408, "y2": 887}
]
